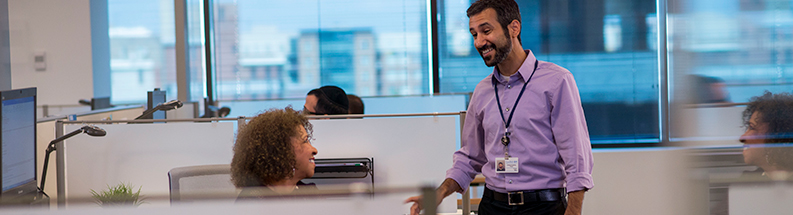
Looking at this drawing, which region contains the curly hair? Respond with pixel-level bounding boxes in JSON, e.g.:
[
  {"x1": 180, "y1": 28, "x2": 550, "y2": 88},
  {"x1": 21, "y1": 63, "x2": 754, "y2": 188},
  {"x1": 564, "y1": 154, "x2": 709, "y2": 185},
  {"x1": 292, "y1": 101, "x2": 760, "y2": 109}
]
[
  {"x1": 742, "y1": 91, "x2": 793, "y2": 170},
  {"x1": 230, "y1": 107, "x2": 313, "y2": 187}
]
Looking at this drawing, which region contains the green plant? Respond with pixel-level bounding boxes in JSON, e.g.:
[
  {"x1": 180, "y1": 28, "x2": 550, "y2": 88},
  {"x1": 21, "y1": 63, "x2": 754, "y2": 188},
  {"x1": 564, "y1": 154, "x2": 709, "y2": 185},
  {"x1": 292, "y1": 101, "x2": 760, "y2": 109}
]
[{"x1": 89, "y1": 183, "x2": 145, "y2": 207}]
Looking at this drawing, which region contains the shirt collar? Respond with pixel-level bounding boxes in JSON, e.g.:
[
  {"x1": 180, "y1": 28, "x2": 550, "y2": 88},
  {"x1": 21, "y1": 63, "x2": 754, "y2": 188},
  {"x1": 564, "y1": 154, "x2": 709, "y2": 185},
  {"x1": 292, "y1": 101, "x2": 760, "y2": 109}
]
[{"x1": 491, "y1": 50, "x2": 537, "y2": 84}]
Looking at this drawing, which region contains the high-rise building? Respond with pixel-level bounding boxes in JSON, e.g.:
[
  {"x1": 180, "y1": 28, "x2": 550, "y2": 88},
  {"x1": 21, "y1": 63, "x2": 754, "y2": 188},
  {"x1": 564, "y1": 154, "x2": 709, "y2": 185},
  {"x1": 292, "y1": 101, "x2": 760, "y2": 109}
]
[{"x1": 296, "y1": 29, "x2": 377, "y2": 96}]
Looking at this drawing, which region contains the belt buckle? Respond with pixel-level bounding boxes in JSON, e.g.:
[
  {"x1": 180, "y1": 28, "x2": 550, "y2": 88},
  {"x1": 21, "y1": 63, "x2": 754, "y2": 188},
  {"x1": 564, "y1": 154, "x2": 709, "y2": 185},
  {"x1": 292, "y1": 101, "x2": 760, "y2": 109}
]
[{"x1": 507, "y1": 191, "x2": 524, "y2": 206}]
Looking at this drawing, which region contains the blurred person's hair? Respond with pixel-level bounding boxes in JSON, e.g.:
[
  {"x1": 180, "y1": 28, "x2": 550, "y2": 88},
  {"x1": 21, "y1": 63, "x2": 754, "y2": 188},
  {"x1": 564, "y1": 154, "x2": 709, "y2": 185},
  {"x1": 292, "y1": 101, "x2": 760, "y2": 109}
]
[
  {"x1": 689, "y1": 75, "x2": 729, "y2": 103},
  {"x1": 307, "y1": 86, "x2": 349, "y2": 115},
  {"x1": 230, "y1": 107, "x2": 313, "y2": 187},
  {"x1": 347, "y1": 94, "x2": 364, "y2": 114},
  {"x1": 742, "y1": 91, "x2": 793, "y2": 170}
]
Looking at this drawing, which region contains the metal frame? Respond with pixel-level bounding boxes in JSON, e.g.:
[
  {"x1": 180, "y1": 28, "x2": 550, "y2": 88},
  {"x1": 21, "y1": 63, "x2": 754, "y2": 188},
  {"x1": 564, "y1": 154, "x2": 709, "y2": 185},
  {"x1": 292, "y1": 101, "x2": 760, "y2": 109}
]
[
  {"x1": 175, "y1": 0, "x2": 191, "y2": 102},
  {"x1": 429, "y1": 0, "x2": 440, "y2": 94},
  {"x1": 658, "y1": 0, "x2": 670, "y2": 145},
  {"x1": 202, "y1": 0, "x2": 216, "y2": 109}
]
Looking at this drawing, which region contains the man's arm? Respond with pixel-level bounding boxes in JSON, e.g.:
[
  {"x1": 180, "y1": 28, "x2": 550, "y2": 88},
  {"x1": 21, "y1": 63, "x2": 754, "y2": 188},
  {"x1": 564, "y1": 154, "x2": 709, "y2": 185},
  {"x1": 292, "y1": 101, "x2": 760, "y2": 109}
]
[
  {"x1": 405, "y1": 88, "x2": 487, "y2": 215},
  {"x1": 550, "y1": 72, "x2": 594, "y2": 215},
  {"x1": 404, "y1": 178, "x2": 462, "y2": 215},
  {"x1": 564, "y1": 190, "x2": 585, "y2": 215}
]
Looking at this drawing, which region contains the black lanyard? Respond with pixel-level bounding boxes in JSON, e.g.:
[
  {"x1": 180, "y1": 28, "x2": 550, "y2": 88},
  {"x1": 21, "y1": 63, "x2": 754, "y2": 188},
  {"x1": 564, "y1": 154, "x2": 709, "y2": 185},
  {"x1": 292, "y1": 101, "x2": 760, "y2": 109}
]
[{"x1": 492, "y1": 59, "x2": 539, "y2": 146}]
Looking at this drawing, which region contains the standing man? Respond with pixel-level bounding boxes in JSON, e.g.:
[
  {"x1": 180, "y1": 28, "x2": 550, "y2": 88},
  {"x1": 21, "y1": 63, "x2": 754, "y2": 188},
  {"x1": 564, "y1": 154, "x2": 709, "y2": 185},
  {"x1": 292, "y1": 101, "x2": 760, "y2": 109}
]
[{"x1": 405, "y1": 0, "x2": 593, "y2": 214}]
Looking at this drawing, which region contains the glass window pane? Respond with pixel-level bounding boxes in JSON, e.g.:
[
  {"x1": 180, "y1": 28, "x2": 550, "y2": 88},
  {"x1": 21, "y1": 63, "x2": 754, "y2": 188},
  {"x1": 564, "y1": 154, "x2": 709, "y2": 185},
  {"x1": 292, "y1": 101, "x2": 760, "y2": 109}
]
[
  {"x1": 669, "y1": 0, "x2": 793, "y2": 142},
  {"x1": 213, "y1": 0, "x2": 429, "y2": 100},
  {"x1": 439, "y1": 0, "x2": 659, "y2": 143},
  {"x1": 108, "y1": 0, "x2": 178, "y2": 104}
]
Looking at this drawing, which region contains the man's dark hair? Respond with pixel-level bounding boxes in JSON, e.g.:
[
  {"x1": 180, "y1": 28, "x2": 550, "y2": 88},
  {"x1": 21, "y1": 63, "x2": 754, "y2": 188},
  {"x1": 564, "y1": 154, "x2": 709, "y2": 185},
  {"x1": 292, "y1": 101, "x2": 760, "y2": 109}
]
[
  {"x1": 307, "y1": 86, "x2": 349, "y2": 115},
  {"x1": 347, "y1": 94, "x2": 364, "y2": 114},
  {"x1": 742, "y1": 91, "x2": 793, "y2": 170},
  {"x1": 467, "y1": 0, "x2": 522, "y2": 44}
]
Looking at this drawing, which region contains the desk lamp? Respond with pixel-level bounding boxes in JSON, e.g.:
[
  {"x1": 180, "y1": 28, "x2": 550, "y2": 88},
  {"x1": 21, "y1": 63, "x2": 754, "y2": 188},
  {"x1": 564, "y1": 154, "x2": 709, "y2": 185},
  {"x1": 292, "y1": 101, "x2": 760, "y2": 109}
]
[
  {"x1": 39, "y1": 125, "x2": 107, "y2": 196},
  {"x1": 134, "y1": 100, "x2": 183, "y2": 120}
]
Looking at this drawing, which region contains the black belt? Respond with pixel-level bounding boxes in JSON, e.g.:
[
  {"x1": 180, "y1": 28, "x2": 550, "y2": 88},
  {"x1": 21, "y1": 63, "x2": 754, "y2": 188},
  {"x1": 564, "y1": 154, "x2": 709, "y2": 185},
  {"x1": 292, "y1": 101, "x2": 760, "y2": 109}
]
[{"x1": 483, "y1": 187, "x2": 565, "y2": 206}]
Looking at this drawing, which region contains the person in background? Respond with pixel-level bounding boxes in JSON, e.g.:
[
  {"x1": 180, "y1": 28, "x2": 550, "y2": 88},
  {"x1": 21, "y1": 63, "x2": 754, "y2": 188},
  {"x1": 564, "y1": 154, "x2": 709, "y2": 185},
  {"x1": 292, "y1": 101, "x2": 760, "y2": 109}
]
[
  {"x1": 740, "y1": 91, "x2": 793, "y2": 176},
  {"x1": 689, "y1": 75, "x2": 730, "y2": 104},
  {"x1": 231, "y1": 107, "x2": 318, "y2": 200},
  {"x1": 405, "y1": 0, "x2": 593, "y2": 214},
  {"x1": 710, "y1": 91, "x2": 793, "y2": 215},
  {"x1": 347, "y1": 94, "x2": 364, "y2": 114},
  {"x1": 304, "y1": 86, "x2": 349, "y2": 115}
]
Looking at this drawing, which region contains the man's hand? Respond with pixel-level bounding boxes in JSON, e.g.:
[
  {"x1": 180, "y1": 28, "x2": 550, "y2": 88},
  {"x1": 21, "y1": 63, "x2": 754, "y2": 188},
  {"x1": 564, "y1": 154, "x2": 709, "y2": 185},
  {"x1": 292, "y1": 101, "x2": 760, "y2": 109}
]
[
  {"x1": 404, "y1": 178, "x2": 461, "y2": 215},
  {"x1": 564, "y1": 190, "x2": 586, "y2": 215}
]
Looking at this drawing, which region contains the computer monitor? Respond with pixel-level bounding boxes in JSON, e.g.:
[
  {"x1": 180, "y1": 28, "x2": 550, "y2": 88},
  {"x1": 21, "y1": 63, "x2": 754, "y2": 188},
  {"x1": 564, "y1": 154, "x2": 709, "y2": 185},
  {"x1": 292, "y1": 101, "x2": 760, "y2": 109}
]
[
  {"x1": 90, "y1": 97, "x2": 112, "y2": 110},
  {"x1": 0, "y1": 87, "x2": 38, "y2": 203}
]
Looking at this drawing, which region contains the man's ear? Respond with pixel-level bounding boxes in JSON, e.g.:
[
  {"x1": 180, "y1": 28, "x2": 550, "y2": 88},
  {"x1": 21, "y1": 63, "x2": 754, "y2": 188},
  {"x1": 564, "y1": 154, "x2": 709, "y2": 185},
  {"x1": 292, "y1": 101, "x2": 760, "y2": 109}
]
[{"x1": 509, "y1": 20, "x2": 521, "y2": 38}]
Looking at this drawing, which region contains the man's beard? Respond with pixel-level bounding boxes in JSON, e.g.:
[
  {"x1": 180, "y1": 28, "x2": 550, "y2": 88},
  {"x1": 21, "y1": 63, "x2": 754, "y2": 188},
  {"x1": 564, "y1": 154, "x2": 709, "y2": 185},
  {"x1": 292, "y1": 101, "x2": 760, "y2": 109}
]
[{"x1": 478, "y1": 33, "x2": 513, "y2": 67}]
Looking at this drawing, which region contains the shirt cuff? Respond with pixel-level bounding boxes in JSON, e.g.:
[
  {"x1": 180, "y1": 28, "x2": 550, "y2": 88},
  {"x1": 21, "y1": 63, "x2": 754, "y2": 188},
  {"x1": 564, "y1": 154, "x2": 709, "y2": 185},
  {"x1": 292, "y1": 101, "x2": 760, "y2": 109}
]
[
  {"x1": 566, "y1": 172, "x2": 594, "y2": 192},
  {"x1": 445, "y1": 169, "x2": 474, "y2": 194}
]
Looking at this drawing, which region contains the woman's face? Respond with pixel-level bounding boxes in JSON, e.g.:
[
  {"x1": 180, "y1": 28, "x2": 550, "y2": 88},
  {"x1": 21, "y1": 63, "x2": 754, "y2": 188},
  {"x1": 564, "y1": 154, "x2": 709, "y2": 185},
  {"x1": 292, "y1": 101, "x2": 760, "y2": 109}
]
[
  {"x1": 741, "y1": 112, "x2": 770, "y2": 166},
  {"x1": 292, "y1": 125, "x2": 317, "y2": 180}
]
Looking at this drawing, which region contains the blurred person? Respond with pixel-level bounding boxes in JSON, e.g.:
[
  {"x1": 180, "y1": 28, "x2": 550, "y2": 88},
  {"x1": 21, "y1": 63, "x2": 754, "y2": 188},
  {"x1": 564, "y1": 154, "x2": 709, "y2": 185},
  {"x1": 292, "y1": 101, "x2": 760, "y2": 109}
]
[
  {"x1": 304, "y1": 86, "x2": 349, "y2": 115},
  {"x1": 404, "y1": 0, "x2": 593, "y2": 214},
  {"x1": 347, "y1": 94, "x2": 364, "y2": 114},
  {"x1": 231, "y1": 107, "x2": 318, "y2": 199},
  {"x1": 689, "y1": 75, "x2": 730, "y2": 104},
  {"x1": 710, "y1": 92, "x2": 793, "y2": 214},
  {"x1": 740, "y1": 91, "x2": 793, "y2": 176}
]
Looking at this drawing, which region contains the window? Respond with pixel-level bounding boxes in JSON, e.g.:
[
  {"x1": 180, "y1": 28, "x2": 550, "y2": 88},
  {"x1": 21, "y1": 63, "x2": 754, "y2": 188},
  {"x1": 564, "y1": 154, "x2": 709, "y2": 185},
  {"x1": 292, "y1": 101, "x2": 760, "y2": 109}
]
[
  {"x1": 212, "y1": 0, "x2": 429, "y2": 101},
  {"x1": 668, "y1": 0, "x2": 793, "y2": 142},
  {"x1": 439, "y1": 0, "x2": 659, "y2": 143},
  {"x1": 669, "y1": 0, "x2": 793, "y2": 103},
  {"x1": 108, "y1": 0, "x2": 178, "y2": 104}
]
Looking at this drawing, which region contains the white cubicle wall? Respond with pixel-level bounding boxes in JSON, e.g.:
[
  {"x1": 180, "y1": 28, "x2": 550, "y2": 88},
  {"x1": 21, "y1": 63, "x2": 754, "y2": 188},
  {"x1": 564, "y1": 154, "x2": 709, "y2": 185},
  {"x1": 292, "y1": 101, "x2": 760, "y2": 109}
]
[
  {"x1": 673, "y1": 106, "x2": 746, "y2": 147},
  {"x1": 36, "y1": 105, "x2": 146, "y2": 205},
  {"x1": 583, "y1": 148, "x2": 708, "y2": 215},
  {"x1": 57, "y1": 114, "x2": 460, "y2": 213},
  {"x1": 60, "y1": 122, "x2": 236, "y2": 207},
  {"x1": 37, "y1": 105, "x2": 91, "y2": 119},
  {"x1": 3, "y1": 192, "x2": 414, "y2": 215}
]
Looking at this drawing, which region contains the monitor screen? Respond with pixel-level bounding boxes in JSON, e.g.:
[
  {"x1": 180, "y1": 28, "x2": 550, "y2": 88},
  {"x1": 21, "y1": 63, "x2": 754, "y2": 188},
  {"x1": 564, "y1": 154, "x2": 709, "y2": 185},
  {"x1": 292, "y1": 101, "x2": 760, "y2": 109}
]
[
  {"x1": 0, "y1": 88, "x2": 37, "y2": 195},
  {"x1": 91, "y1": 97, "x2": 112, "y2": 110}
]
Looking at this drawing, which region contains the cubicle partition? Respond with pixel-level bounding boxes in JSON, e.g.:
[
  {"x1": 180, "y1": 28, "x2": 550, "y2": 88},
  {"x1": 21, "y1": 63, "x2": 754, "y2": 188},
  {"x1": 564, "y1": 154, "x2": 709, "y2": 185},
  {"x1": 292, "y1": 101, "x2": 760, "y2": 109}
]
[
  {"x1": 672, "y1": 105, "x2": 747, "y2": 147},
  {"x1": 218, "y1": 94, "x2": 469, "y2": 117},
  {"x1": 54, "y1": 112, "x2": 462, "y2": 213},
  {"x1": 36, "y1": 105, "x2": 146, "y2": 205}
]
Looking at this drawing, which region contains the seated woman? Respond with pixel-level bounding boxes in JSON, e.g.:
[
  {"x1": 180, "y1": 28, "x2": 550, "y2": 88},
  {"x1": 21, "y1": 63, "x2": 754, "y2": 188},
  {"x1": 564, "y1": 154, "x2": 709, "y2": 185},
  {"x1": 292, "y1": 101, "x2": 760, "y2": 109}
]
[
  {"x1": 740, "y1": 91, "x2": 793, "y2": 178},
  {"x1": 231, "y1": 107, "x2": 318, "y2": 199}
]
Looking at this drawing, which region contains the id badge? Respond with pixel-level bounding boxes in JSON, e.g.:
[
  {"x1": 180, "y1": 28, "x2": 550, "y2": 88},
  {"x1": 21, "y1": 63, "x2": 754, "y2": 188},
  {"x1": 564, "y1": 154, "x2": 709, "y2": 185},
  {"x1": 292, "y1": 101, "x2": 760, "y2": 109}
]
[{"x1": 495, "y1": 157, "x2": 519, "y2": 173}]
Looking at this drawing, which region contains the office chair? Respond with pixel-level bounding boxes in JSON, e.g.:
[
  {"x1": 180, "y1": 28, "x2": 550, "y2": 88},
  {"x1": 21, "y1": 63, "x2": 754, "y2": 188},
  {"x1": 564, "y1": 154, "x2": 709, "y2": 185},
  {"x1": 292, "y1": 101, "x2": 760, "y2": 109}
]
[{"x1": 167, "y1": 164, "x2": 240, "y2": 203}]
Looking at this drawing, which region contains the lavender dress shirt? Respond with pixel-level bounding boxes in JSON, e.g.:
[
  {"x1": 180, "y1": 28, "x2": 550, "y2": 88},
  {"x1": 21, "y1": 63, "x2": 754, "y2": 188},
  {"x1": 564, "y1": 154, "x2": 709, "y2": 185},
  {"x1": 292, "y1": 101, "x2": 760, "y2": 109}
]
[{"x1": 446, "y1": 50, "x2": 594, "y2": 194}]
